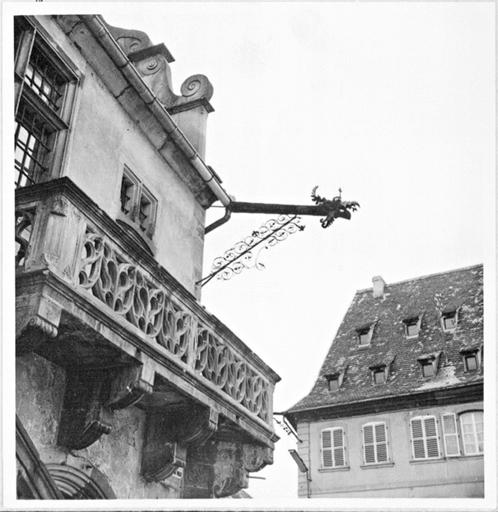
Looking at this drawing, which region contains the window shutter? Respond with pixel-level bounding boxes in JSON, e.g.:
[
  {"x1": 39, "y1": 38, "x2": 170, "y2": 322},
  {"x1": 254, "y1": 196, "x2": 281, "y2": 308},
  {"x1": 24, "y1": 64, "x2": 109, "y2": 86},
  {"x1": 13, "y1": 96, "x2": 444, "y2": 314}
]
[
  {"x1": 442, "y1": 413, "x2": 460, "y2": 456},
  {"x1": 411, "y1": 418, "x2": 426, "y2": 459},
  {"x1": 321, "y1": 429, "x2": 333, "y2": 467},
  {"x1": 363, "y1": 425, "x2": 375, "y2": 464},
  {"x1": 375, "y1": 423, "x2": 388, "y2": 462},
  {"x1": 332, "y1": 428, "x2": 345, "y2": 467},
  {"x1": 424, "y1": 417, "x2": 440, "y2": 458}
]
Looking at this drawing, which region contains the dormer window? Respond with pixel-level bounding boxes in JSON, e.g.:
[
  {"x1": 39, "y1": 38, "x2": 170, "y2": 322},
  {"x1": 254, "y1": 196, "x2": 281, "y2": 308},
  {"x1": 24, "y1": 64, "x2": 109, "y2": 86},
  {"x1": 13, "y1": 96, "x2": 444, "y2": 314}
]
[
  {"x1": 460, "y1": 347, "x2": 481, "y2": 372},
  {"x1": 420, "y1": 360, "x2": 434, "y2": 377},
  {"x1": 327, "y1": 375, "x2": 339, "y2": 391},
  {"x1": 324, "y1": 367, "x2": 347, "y2": 391},
  {"x1": 417, "y1": 352, "x2": 441, "y2": 378},
  {"x1": 369, "y1": 363, "x2": 389, "y2": 385},
  {"x1": 465, "y1": 354, "x2": 477, "y2": 371},
  {"x1": 403, "y1": 315, "x2": 422, "y2": 339},
  {"x1": 373, "y1": 367, "x2": 386, "y2": 384},
  {"x1": 441, "y1": 309, "x2": 458, "y2": 332},
  {"x1": 357, "y1": 323, "x2": 375, "y2": 347}
]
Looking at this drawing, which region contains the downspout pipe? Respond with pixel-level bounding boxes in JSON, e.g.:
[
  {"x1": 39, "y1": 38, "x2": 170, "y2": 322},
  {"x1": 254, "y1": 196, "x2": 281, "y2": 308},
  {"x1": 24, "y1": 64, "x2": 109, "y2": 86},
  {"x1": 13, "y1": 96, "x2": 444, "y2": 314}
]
[{"x1": 80, "y1": 15, "x2": 231, "y2": 209}]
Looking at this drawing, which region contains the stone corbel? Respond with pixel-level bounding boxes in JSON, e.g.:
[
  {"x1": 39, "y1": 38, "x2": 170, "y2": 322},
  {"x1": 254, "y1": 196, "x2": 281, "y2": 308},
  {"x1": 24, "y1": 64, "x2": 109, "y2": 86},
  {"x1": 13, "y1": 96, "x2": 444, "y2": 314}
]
[
  {"x1": 16, "y1": 296, "x2": 62, "y2": 355},
  {"x1": 183, "y1": 437, "x2": 273, "y2": 498},
  {"x1": 211, "y1": 442, "x2": 273, "y2": 498},
  {"x1": 58, "y1": 363, "x2": 154, "y2": 450},
  {"x1": 142, "y1": 405, "x2": 219, "y2": 482},
  {"x1": 106, "y1": 362, "x2": 154, "y2": 410}
]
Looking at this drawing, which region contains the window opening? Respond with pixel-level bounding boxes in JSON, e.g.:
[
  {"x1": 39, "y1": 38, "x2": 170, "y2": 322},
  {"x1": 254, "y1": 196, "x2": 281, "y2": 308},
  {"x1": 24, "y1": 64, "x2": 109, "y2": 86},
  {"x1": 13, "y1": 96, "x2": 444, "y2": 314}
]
[
  {"x1": 460, "y1": 411, "x2": 483, "y2": 455},
  {"x1": 321, "y1": 428, "x2": 346, "y2": 468},
  {"x1": 362, "y1": 422, "x2": 388, "y2": 464},
  {"x1": 410, "y1": 416, "x2": 440, "y2": 459},
  {"x1": 441, "y1": 413, "x2": 460, "y2": 457}
]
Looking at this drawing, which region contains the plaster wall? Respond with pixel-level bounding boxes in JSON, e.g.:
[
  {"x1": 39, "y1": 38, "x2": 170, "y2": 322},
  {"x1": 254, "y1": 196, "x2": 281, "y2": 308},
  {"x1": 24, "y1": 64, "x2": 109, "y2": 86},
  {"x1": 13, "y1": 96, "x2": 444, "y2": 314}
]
[
  {"x1": 36, "y1": 16, "x2": 206, "y2": 295},
  {"x1": 16, "y1": 353, "x2": 179, "y2": 498},
  {"x1": 296, "y1": 401, "x2": 484, "y2": 498}
]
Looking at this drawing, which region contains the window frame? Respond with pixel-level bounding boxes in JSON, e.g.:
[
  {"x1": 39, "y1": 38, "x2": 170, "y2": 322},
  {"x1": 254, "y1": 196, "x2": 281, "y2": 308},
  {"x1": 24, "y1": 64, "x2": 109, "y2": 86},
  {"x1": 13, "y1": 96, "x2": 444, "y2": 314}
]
[
  {"x1": 14, "y1": 16, "x2": 79, "y2": 188},
  {"x1": 362, "y1": 421, "x2": 389, "y2": 465},
  {"x1": 118, "y1": 165, "x2": 158, "y2": 244},
  {"x1": 357, "y1": 322, "x2": 375, "y2": 348},
  {"x1": 410, "y1": 415, "x2": 441, "y2": 460},
  {"x1": 403, "y1": 315, "x2": 422, "y2": 339},
  {"x1": 320, "y1": 427, "x2": 347, "y2": 469},
  {"x1": 459, "y1": 411, "x2": 483, "y2": 456},
  {"x1": 441, "y1": 309, "x2": 458, "y2": 333},
  {"x1": 441, "y1": 413, "x2": 461, "y2": 457}
]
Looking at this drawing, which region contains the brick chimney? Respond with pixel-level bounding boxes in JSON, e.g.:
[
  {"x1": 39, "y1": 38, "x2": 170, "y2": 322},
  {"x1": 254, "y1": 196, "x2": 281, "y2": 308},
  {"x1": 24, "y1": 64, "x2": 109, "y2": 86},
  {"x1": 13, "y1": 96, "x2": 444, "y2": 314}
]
[{"x1": 372, "y1": 276, "x2": 386, "y2": 298}]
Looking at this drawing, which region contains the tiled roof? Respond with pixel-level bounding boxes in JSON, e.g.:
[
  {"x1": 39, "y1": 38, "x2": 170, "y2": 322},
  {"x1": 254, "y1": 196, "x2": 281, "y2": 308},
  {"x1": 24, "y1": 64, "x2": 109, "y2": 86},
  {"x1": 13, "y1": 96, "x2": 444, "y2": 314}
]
[{"x1": 288, "y1": 264, "x2": 483, "y2": 413}]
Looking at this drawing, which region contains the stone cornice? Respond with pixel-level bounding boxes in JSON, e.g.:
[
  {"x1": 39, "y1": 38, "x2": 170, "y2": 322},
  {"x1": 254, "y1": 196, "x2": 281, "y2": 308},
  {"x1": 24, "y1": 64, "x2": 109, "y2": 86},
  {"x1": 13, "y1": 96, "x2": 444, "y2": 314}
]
[{"x1": 285, "y1": 381, "x2": 483, "y2": 428}]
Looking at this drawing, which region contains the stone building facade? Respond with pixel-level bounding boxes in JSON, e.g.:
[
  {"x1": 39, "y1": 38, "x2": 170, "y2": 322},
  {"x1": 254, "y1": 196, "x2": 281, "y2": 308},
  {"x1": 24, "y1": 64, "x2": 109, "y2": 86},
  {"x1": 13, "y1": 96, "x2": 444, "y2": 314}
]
[
  {"x1": 285, "y1": 265, "x2": 483, "y2": 498},
  {"x1": 15, "y1": 14, "x2": 279, "y2": 499}
]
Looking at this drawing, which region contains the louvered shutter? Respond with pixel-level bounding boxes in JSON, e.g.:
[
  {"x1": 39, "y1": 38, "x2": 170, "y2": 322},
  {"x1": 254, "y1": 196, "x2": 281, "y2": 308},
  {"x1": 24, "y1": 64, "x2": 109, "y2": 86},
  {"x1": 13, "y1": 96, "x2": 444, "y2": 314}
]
[
  {"x1": 375, "y1": 423, "x2": 388, "y2": 462},
  {"x1": 363, "y1": 424, "x2": 376, "y2": 464},
  {"x1": 442, "y1": 413, "x2": 460, "y2": 456},
  {"x1": 424, "y1": 417, "x2": 440, "y2": 458},
  {"x1": 321, "y1": 429, "x2": 333, "y2": 467},
  {"x1": 411, "y1": 418, "x2": 426, "y2": 459},
  {"x1": 332, "y1": 428, "x2": 345, "y2": 467}
]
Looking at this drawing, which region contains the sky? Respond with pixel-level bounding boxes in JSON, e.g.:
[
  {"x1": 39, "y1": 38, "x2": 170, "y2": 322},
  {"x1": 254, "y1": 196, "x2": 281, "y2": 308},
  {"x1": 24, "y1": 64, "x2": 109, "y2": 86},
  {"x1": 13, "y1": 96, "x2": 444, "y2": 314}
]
[
  {"x1": 104, "y1": 1, "x2": 495, "y2": 500},
  {"x1": 5, "y1": 1, "x2": 495, "y2": 504},
  {"x1": 101, "y1": 2, "x2": 495, "y2": 500}
]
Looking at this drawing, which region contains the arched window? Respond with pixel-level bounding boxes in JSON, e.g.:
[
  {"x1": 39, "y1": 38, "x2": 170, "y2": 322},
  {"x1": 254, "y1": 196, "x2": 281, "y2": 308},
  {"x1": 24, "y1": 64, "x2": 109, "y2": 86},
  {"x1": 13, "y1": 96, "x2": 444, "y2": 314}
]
[{"x1": 459, "y1": 411, "x2": 483, "y2": 456}]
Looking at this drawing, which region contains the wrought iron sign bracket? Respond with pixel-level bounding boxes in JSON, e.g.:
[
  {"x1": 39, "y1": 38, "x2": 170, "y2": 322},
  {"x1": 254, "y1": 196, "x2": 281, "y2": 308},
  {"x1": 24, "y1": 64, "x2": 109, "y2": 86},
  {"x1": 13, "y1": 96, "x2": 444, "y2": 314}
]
[
  {"x1": 199, "y1": 187, "x2": 359, "y2": 287},
  {"x1": 205, "y1": 186, "x2": 359, "y2": 234}
]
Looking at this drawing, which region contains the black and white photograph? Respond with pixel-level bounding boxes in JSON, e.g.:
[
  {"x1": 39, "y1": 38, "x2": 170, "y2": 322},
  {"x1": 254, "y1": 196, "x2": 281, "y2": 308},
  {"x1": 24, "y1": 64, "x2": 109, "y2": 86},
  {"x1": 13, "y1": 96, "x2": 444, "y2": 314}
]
[{"x1": 2, "y1": 1, "x2": 496, "y2": 509}]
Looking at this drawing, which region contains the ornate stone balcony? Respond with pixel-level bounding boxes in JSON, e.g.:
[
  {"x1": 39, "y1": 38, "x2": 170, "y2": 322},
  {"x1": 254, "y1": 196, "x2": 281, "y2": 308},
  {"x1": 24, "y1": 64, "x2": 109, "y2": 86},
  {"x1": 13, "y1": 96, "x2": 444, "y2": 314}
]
[{"x1": 15, "y1": 178, "x2": 280, "y2": 497}]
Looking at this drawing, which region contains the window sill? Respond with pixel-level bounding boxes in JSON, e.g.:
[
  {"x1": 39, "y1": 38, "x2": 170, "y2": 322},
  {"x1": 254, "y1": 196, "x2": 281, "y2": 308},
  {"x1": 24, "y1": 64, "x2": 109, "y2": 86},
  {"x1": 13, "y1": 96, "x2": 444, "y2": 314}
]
[
  {"x1": 445, "y1": 454, "x2": 484, "y2": 461},
  {"x1": 409, "y1": 458, "x2": 445, "y2": 464},
  {"x1": 318, "y1": 466, "x2": 350, "y2": 473},
  {"x1": 360, "y1": 461, "x2": 394, "y2": 469}
]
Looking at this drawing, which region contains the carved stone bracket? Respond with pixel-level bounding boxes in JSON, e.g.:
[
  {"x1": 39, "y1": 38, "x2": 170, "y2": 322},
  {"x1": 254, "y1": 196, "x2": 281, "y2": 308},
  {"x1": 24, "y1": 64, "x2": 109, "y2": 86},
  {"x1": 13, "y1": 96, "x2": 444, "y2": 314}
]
[
  {"x1": 183, "y1": 438, "x2": 273, "y2": 498},
  {"x1": 106, "y1": 364, "x2": 153, "y2": 410},
  {"x1": 16, "y1": 316, "x2": 58, "y2": 355},
  {"x1": 58, "y1": 364, "x2": 153, "y2": 450},
  {"x1": 142, "y1": 405, "x2": 219, "y2": 482}
]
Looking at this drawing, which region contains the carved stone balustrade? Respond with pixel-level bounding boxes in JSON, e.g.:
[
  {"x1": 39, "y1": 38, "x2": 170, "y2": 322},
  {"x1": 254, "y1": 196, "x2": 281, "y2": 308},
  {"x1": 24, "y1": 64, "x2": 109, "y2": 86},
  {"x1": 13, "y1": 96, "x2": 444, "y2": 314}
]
[{"x1": 15, "y1": 178, "x2": 280, "y2": 497}]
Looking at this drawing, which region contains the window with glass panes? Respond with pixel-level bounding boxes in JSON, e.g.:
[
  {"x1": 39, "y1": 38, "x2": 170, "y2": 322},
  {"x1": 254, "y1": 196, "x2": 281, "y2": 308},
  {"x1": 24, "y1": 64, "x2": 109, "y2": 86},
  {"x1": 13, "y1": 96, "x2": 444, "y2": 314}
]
[
  {"x1": 441, "y1": 413, "x2": 460, "y2": 457},
  {"x1": 14, "y1": 17, "x2": 77, "y2": 188},
  {"x1": 460, "y1": 411, "x2": 483, "y2": 455},
  {"x1": 362, "y1": 422, "x2": 388, "y2": 464}
]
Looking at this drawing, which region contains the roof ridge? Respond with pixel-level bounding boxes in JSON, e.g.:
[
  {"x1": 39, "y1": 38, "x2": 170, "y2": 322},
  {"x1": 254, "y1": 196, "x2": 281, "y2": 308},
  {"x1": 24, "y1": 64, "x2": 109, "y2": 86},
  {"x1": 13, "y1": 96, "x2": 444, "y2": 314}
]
[{"x1": 355, "y1": 263, "x2": 482, "y2": 294}]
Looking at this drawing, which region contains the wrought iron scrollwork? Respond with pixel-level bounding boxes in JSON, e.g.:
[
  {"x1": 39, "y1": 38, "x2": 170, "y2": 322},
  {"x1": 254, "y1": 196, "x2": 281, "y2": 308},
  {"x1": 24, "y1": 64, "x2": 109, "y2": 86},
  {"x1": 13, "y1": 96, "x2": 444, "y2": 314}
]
[{"x1": 198, "y1": 214, "x2": 305, "y2": 286}]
